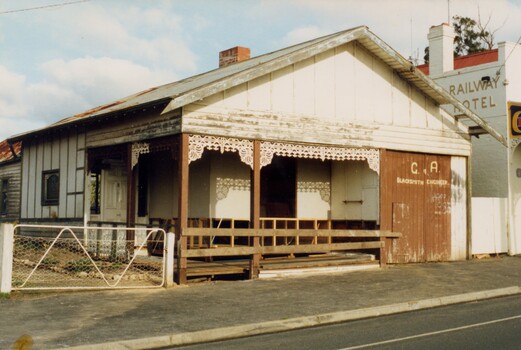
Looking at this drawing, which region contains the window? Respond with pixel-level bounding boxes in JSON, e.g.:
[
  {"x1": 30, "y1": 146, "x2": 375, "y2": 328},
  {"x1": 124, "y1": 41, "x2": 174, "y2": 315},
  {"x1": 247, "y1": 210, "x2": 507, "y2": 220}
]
[
  {"x1": 42, "y1": 170, "x2": 59, "y2": 206},
  {"x1": 0, "y1": 179, "x2": 8, "y2": 215}
]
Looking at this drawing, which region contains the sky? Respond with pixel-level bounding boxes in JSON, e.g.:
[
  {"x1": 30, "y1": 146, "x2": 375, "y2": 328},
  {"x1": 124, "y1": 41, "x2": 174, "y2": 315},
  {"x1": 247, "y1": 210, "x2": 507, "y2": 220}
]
[{"x1": 1, "y1": 0, "x2": 520, "y2": 141}]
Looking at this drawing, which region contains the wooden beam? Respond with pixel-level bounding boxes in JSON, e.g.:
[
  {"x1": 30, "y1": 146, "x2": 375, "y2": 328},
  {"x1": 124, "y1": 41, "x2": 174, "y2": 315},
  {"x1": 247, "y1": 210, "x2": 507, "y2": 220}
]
[
  {"x1": 176, "y1": 133, "x2": 189, "y2": 284},
  {"x1": 468, "y1": 126, "x2": 488, "y2": 136},
  {"x1": 250, "y1": 140, "x2": 261, "y2": 278},
  {"x1": 182, "y1": 241, "x2": 383, "y2": 258},
  {"x1": 261, "y1": 241, "x2": 382, "y2": 255},
  {"x1": 454, "y1": 113, "x2": 469, "y2": 121},
  {"x1": 182, "y1": 228, "x2": 401, "y2": 238}
]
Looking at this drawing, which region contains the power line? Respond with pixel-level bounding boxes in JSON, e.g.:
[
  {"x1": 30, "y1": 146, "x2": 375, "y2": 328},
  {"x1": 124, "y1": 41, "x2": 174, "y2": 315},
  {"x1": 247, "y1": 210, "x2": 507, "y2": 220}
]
[
  {"x1": 0, "y1": 0, "x2": 90, "y2": 15},
  {"x1": 496, "y1": 34, "x2": 521, "y2": 77}
]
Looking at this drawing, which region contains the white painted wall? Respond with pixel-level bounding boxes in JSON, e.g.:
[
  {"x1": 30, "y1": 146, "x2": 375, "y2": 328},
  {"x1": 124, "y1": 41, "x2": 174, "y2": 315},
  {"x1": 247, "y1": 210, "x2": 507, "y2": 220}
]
[
  {"x1": 183, "y1": 41, "x2": 471, "y2": 157},
  {"x1": 434, "y1": 62, "x2": 507, "y2": 197},
  {"x1": 330, "y1": 160, "x2": 379, "y2": 221},
  {"x1": 210, "y1": 152, "x2": 250, "y2": 219},
  {"x1": 471, "y1": 197, "x2": 508, "y2": 254},
  {"x1": 451, "y1": 156, "x2": 468, "y2": 259},
  {"x1": 296, "y1": 159, "x2": 330, "y2": 219}
]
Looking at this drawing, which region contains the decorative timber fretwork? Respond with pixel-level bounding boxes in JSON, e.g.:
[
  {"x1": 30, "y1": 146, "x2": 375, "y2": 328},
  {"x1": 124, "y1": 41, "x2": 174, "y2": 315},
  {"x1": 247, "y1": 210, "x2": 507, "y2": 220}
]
[
  {"x1": 260, "y1": 141, "x2": 380, "y2": 174},
  {"x1": 216, "y1": 177, "x2": 251, "y2": 200},
  {"x1": 297, "y1": 181, "x2": 331, "y2": 202},
  {"x1": 188, "y1": 135, "x2": 254, "y2": 168},
  {"x1": 131, "y1": 142, "x2": 150, "y2": 169}
]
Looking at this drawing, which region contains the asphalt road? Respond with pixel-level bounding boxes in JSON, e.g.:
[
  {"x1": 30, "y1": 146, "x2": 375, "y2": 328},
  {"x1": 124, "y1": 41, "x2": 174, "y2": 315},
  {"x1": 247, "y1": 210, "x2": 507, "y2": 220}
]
[{"x1": 173, "y1": 294, "x2": 521, "y2": 350}]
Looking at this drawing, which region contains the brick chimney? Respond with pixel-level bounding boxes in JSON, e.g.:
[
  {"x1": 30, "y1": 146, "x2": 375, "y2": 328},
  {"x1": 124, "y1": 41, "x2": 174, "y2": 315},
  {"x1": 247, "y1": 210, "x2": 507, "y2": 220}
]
[
  {"x1": 428, "y1": 23, "x2": 455, "y2": 76},
  {"x1": 219, "y1": 46, "x2": 250, "y2": 67}
]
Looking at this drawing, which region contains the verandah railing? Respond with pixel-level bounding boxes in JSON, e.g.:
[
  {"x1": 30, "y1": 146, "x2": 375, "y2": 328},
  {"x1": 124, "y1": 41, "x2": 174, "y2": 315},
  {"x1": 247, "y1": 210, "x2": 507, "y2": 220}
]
[{"x1": 180, "y1": 226, "x2": 401, "y2": 262}]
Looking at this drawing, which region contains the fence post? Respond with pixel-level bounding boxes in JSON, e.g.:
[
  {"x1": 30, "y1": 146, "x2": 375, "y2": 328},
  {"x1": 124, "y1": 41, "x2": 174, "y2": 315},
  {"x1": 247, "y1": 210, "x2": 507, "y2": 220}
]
[
  {"x1": 164, "y1": 231, "x2": 175, "y2": 288},
  {"x1": 0, "y1": 223, "x2": 14, "y2": 293}
]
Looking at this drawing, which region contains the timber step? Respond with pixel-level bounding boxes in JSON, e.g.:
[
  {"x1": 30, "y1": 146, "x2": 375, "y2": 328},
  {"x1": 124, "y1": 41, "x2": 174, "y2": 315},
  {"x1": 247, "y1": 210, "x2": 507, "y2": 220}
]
[
  {"x1": 185, "y1": 252, "x2": 376, "y2": 278},
  {"x1": 187, "y1": 260, "x2": 248, "y2": 277},
  {"x1": 260, "y1": 253, "x2": 376, "y2": 270}
]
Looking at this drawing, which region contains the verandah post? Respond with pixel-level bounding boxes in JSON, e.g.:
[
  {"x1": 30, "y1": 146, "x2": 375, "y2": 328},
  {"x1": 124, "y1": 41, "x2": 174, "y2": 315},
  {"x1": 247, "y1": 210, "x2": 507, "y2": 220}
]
[
  {"x1": 165, "y1": 231, "x2": 175, "y2": 287},
  {"x1": 250, "y1": 140, "x2": 261, "y2": 278},
  {"x1": 176, "y1": 133, "x2": 189, "y2": 284},
  {"x1": 126, "y1": 143, "x2": 137, "y2": 257},
  {"x1": 0, "y1": 223, "x2": 14, "y2": 294}
]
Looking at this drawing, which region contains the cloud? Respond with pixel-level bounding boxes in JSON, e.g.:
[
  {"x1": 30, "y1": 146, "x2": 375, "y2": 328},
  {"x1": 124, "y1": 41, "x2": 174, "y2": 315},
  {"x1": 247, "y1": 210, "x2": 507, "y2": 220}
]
[
  {"x1": 279, "y1": 0, "x2": 521, "y2": 61},
  {"x1": 53, "y1": 3, "x2": 199, "y2": 73},
  {"x1": 0, "y1": 56, "x2": 178, "y2": 140},
  {"x1": 41, "y1": 57, "x2": 175, "y2": 104},
  {"x1": 0, "y1": 65, "x2": 47, "y2": 138},
  {"x1": 281, "y1": 26, "x2": 330, "y2": 46},
  {"x1": 0, "y1": 66, "x2": 28, "y2": 118}
]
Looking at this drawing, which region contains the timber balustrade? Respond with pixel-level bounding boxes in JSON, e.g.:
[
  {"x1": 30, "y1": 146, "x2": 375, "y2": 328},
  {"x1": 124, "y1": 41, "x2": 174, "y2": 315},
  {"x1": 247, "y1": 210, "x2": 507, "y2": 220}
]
[
  {"x1": 180, "y1": 218, "x2": 401, "y2": 263},
  {"x1": 87, "y1": 218, "x2": 401, "y2": 265}
]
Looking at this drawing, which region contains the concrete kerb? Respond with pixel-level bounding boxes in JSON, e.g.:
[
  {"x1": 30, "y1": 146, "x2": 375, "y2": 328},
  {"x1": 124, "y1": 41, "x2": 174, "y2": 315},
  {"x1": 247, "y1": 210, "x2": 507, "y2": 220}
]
[{"x1": 60, "y1": 286, "x2": 521, "y2": 350}]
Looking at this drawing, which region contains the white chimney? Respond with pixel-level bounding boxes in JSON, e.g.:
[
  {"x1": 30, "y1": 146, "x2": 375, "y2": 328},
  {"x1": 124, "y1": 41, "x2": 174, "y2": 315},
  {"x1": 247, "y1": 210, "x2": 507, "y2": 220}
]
[{"x1": 428, "y1": 23, "x2": 455, "y2": 76}]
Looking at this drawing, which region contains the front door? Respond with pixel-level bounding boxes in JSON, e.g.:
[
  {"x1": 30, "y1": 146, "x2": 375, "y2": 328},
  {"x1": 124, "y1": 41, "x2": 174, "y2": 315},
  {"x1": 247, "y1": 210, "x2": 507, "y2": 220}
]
[{"x1": 101, "y1": 161, "x2": 127, "y2": 223}]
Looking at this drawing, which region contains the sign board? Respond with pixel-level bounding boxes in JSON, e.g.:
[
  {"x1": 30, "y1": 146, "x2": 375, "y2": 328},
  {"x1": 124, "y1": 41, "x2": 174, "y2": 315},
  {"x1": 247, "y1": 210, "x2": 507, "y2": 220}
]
[{"x1": 509, "y1": 102, "x2": 521, "y2": 138}]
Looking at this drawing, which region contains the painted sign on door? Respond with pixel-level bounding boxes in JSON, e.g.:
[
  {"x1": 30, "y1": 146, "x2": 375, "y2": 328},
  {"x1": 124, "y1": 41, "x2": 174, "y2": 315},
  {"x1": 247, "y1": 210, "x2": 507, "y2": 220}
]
[{"x1": 381, "y1": 150, "x2": 451, "y2": 263}]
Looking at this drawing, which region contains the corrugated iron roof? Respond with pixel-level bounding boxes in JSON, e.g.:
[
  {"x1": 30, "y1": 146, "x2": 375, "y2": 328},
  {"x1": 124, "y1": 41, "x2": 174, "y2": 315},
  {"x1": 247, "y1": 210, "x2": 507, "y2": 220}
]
[
  {"x1": 8, "y1": 26, "x2": 506, "y2": 147},
  {"x1": 416, "y1": 49, "x2": 499, "y2": 75},
  {"x1": 0, "y1": 140, "x2": 21, "y2": 163}
]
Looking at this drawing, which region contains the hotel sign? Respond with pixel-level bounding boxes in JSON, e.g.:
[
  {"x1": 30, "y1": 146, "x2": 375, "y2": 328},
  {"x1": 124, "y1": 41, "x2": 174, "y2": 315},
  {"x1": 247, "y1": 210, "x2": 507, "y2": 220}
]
[{"x1": 510, "y1": 102, "x2": 521, "y2": 138}]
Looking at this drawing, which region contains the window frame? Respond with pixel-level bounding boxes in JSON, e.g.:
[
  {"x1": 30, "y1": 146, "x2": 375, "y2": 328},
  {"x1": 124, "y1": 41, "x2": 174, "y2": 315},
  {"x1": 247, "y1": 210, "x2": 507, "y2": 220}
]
[{"x1": 42, "y1": 170, "x2": 60, "y2": 206}]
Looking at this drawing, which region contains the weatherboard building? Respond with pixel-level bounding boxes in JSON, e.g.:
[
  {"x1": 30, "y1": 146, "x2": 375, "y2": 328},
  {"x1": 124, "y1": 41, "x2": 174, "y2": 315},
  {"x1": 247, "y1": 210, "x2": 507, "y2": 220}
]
[{"x1": 7, "y1": 26, "x2": 505, "y2": 282}]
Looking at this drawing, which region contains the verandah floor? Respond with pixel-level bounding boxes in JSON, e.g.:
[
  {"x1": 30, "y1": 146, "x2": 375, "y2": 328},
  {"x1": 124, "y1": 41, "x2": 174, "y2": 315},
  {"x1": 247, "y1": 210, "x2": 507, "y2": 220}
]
[{"x1": 185, "y1": 252, "x2": 378, "y2": 280}]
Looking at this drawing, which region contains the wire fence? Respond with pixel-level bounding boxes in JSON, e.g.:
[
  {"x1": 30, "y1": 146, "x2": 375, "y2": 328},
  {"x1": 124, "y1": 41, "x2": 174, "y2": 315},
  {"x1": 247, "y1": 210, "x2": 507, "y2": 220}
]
[{"x1": 12, "y1": 225, "x2": 166, "y2": 290}]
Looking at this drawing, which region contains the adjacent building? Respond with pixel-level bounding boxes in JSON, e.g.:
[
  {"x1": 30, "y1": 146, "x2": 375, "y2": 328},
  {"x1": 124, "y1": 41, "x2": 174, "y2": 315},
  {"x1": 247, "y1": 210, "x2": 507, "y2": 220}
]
[
  {"x1": 0, "y1": 140, "x2": 21, "y2": 223},
  {"x1": 419, "y1": 23, "x2": 521, "y2": 255}
]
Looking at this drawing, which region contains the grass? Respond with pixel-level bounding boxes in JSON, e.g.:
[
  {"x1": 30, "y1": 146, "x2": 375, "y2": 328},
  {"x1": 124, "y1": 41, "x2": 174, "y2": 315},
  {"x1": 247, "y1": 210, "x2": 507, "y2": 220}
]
[{"x1": 0, "y1": 292, "x2": 10, "y2": 299}]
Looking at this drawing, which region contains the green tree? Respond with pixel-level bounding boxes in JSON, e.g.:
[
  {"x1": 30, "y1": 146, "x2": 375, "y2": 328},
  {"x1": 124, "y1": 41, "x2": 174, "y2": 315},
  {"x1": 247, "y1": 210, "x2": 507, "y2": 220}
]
[
  {"x1": 452, "y1": 15, "x2": 487, "y2": 56},
  {"x1": 423, "y1": 14, "x2": 498, "y2": 64}
]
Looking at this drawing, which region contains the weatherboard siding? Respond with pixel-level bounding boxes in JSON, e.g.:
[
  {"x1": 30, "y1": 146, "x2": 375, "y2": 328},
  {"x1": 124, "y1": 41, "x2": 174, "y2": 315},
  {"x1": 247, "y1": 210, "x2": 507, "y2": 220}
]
[
  {"x1": 85, "y1": 108, "x2": 181, "y2": 148},
  {"x1": 21, "y1": 130, "x2": 86, "y2": 220},
  {"x1": 182, "y1": 111, "x2": 470, "y2": 156},
  {"x1": 182, "y1": 42, "x2": 470, "y2": 156},
  {"x1": 0, "y1": 161, "x2": 21, "y2": 222}
]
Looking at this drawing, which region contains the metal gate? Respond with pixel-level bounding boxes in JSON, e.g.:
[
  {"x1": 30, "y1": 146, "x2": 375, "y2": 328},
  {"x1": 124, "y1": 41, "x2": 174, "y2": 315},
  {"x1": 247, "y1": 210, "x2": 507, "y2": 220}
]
[{"x1": 12, "y1": 225, "x2": 167, "y2": 290}]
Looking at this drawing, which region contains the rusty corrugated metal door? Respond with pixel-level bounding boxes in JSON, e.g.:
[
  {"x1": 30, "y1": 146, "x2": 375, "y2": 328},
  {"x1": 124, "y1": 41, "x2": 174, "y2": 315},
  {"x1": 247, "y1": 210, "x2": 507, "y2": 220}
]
[{"x1": 380, "y1": 150, "x2": 451, "y2": 263}]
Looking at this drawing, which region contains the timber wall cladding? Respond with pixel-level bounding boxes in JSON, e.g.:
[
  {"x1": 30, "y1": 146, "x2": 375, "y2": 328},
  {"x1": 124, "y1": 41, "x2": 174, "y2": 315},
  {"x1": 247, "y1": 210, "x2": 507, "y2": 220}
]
[
  {"x1": 182, "y1": 41, "x2": 471, "y2": 157},
  {"x1": 21, "y1": 130, "x2": 86, "y2": 220},
  {"x1": 381, "y1": 150, "x2": 451, "y2": 263},
  {"x1": 0, "y1": 161, "x2": 21, "y2": 221}
]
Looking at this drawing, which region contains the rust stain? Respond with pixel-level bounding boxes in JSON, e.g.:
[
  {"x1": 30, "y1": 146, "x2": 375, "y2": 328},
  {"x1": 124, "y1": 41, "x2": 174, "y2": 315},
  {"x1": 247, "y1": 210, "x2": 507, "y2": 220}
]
[
  {"x1": 50, "y1": 87, "x2": 161, "y2": 127},
  {"x1": 381, "y1": 151, "x2": 452, "y2": 263},
  {"x1": 0, "y1": 139, "x2": 21, "y2": 163}
]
